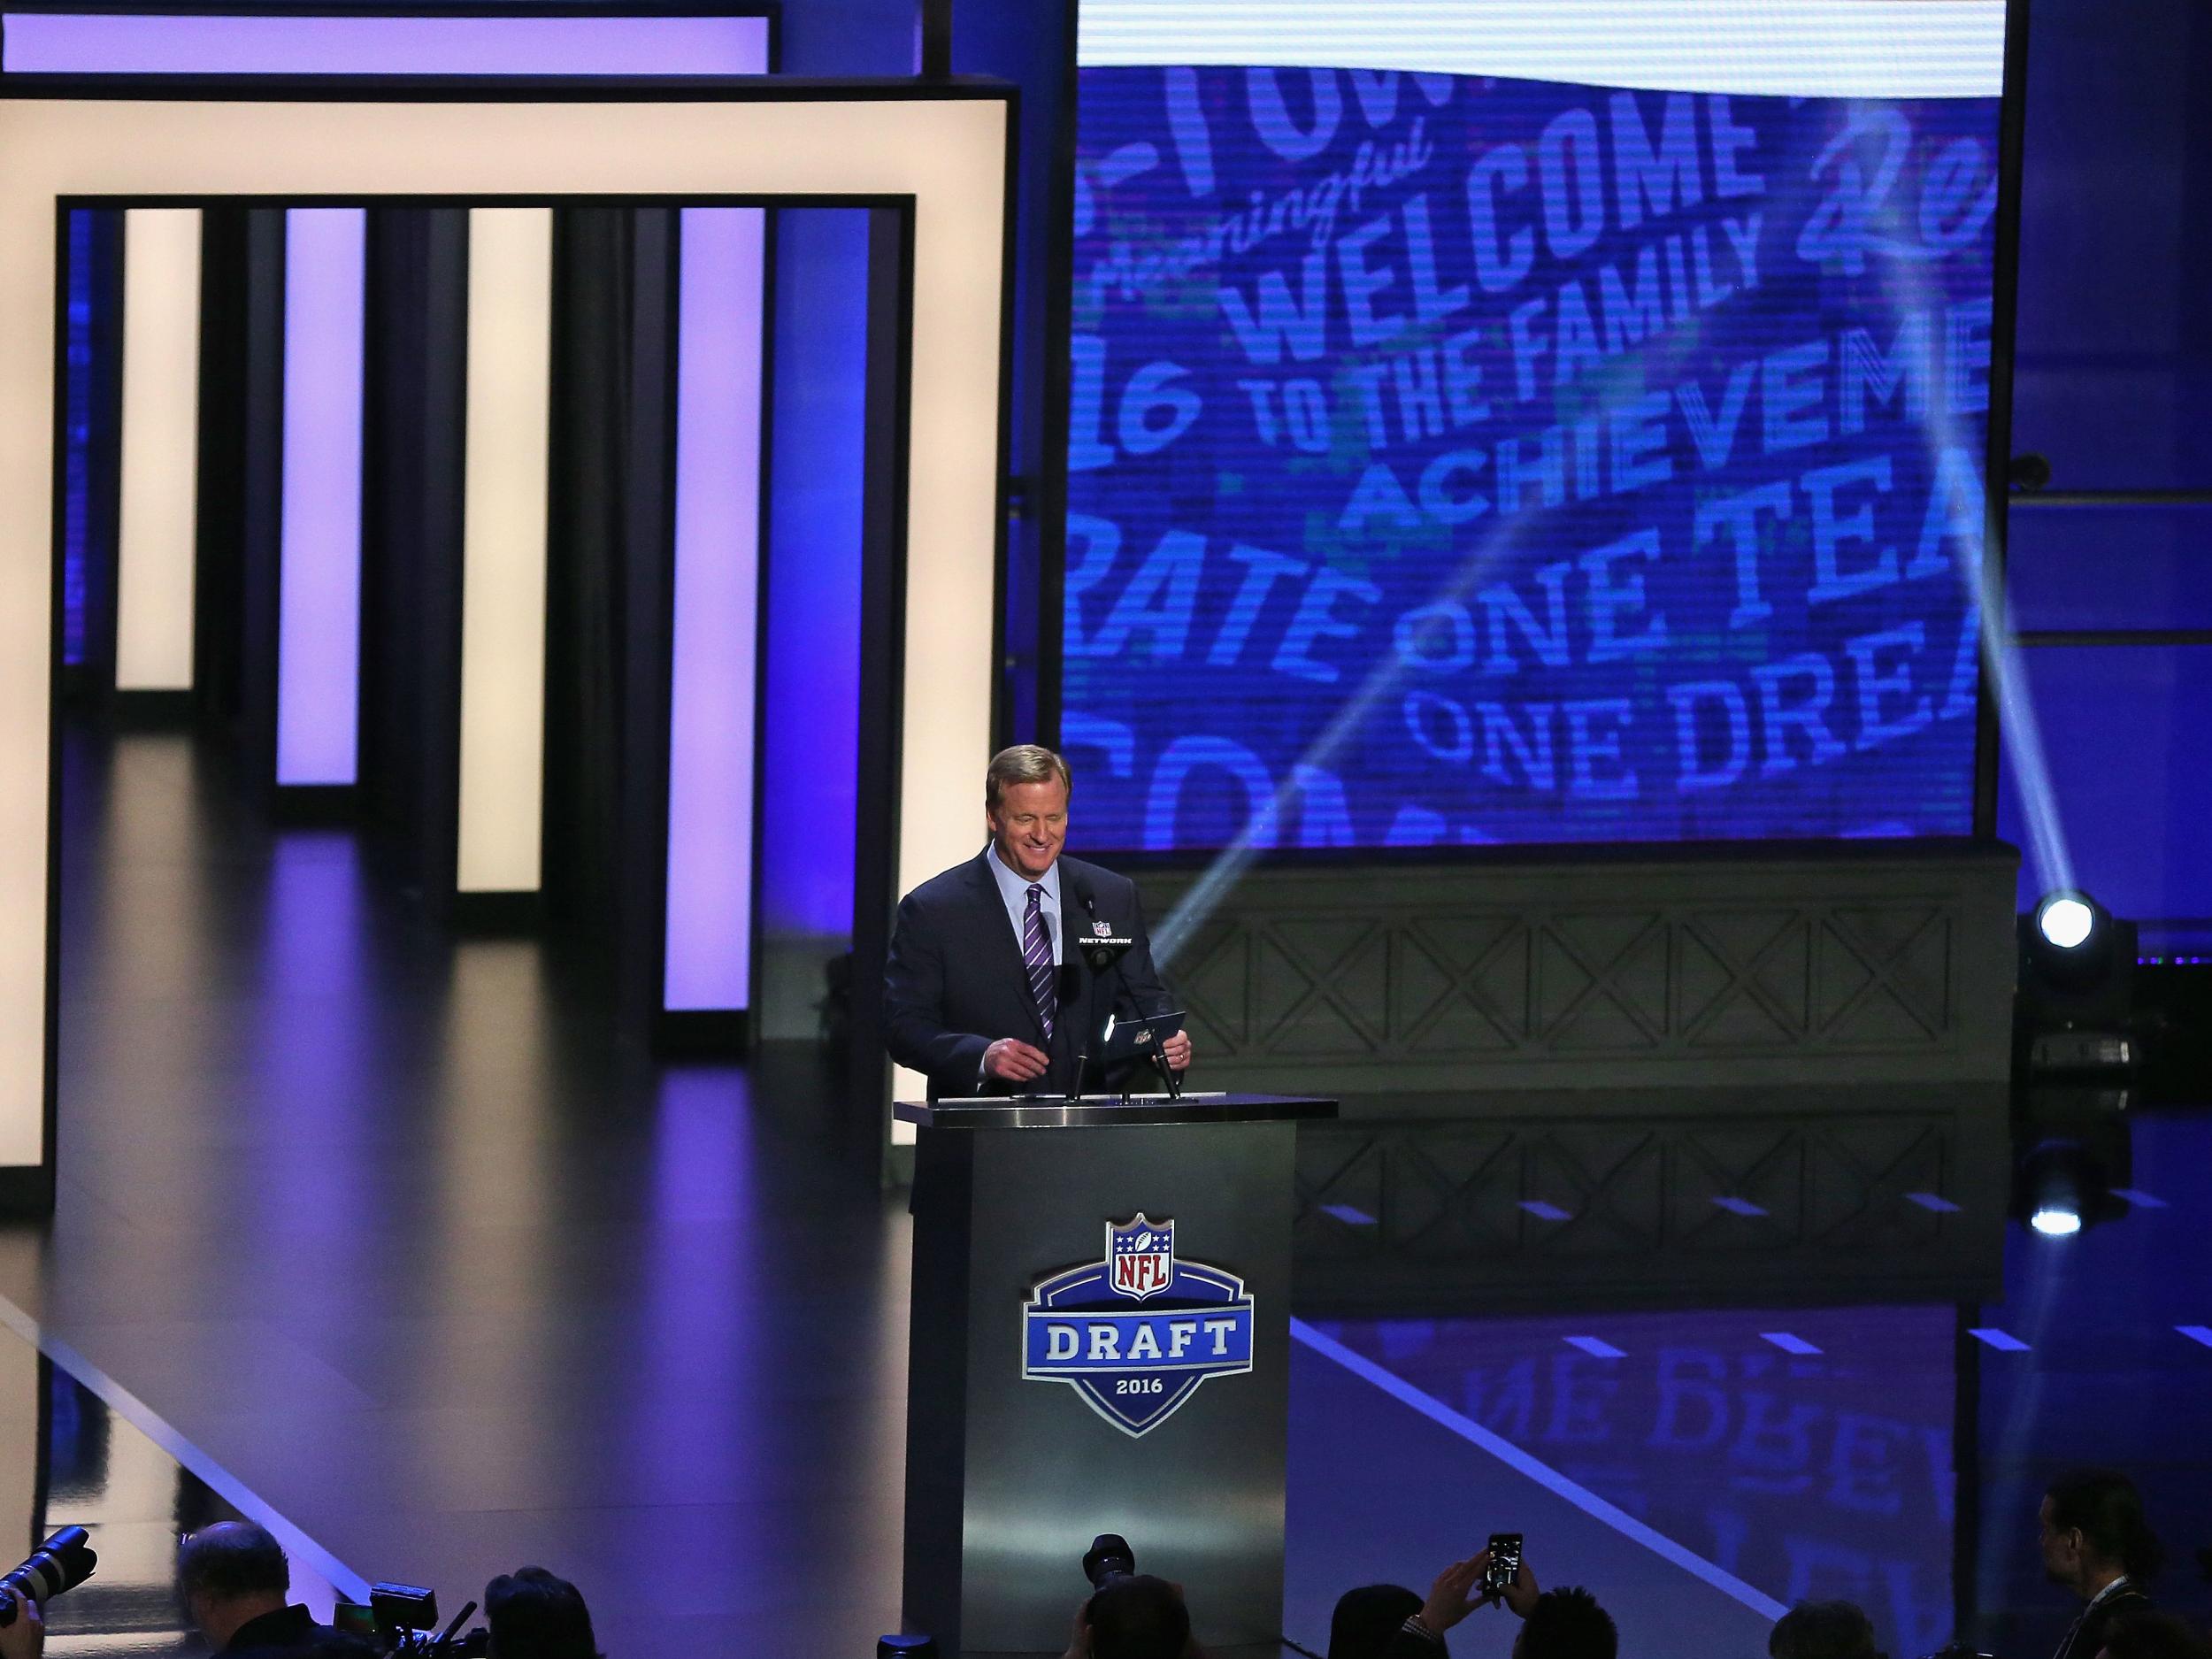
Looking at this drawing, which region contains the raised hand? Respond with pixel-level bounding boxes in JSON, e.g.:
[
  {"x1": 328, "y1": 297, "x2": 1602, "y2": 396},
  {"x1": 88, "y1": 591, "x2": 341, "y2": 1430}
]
[{"x1": 1418, "y1": 1555, "x2": 1486, "y2": 1634}]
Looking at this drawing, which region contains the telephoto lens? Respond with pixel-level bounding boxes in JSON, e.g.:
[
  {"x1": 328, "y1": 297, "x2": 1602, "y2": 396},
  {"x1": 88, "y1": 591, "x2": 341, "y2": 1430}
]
[
  {"x1": 1082, "y1": 1534, "x2": 1135, "y2": 1590},
  {"x1": 0, "y1": 1527, "x2": 96, "y2": 1625}
]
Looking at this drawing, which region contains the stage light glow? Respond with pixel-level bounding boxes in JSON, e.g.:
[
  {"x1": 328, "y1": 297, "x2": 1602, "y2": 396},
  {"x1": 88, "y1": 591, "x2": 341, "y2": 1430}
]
[
  {"x1": 2015, "y1": 1132, "x2": 2121, "y2": 1240},
  {"x1": 114, "y1": 208, "x2": 202, "y2": 693},
  {"x1": 2035, "y1": 893, "x2": 2095, "y2": 951}
]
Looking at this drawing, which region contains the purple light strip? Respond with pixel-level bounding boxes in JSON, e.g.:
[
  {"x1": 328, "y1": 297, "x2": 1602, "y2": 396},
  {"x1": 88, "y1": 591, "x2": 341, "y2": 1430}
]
[
  {"x1": 664, "y1": 207, "x2": 765, "y2": 1012},
  {"x1": 2, "y1": 13, "x2": 771, "y2": 76},
  {"x1": 277, "y1": 209, "x2": 365, "y2": 787}
]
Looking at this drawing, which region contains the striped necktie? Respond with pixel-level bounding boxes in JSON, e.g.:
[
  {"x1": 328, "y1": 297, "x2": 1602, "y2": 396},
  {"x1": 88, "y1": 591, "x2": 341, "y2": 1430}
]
[{"x1": 1022, "y1": 883, "x2": 1056, "y2": 1041}]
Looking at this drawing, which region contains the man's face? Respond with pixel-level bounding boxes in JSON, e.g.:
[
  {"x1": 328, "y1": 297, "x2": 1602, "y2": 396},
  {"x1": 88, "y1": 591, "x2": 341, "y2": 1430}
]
[
  {"x1": 2039, "y1": 1495, "x2": 2079, "y2": 1586},
  {"x1": 988, "y1": 778, "x2": 1068, "y2": 879}
]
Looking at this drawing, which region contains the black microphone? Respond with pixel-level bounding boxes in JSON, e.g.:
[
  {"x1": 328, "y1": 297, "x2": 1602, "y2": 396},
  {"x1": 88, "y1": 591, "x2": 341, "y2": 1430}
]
[
  {"x1": 1074, "y1": 887, "x2": 1133, "y2": 973},
  {"x1": 1079, "y1": 890, "x2": 1107, "y2": 963},
  {"x1": 1066, "y1": 887, "x2": 1100, "y2": 1100},
  {"x1": 1146, "y1": 1015, "x2": 1181, "y2": 1101},
  {"x1": 1077, "y1": 884, "x2": 1172, "y2": 1095}
]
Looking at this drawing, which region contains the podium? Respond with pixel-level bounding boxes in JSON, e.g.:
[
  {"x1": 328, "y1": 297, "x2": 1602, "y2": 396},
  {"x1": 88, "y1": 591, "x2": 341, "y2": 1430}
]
[{"x1": 897, "y1": 1093, "x2": 1337, "y2": 1658}]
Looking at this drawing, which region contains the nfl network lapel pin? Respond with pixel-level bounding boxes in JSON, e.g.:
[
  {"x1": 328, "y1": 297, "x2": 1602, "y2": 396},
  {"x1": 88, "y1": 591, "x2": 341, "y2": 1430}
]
[
  {"x1": 1092, "y1": 919, "x2": 1113, "y2": 937},
  {"x1": 1021, "y1": 1215, "x2": 1255, "y2": 1436}
]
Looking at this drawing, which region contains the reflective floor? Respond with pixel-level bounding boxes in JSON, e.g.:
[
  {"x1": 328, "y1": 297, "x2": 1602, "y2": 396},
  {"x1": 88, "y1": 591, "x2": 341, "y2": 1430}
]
[
  {"x1": 12, "y1": 723, "x2": 2210, "y2": 1658},
  {"x1": 11, "y1": 724, "x2": 910, "y2": 1656},
  {"x1": 0, "y1": 1314, "x2": 344, "y2": 1657}
]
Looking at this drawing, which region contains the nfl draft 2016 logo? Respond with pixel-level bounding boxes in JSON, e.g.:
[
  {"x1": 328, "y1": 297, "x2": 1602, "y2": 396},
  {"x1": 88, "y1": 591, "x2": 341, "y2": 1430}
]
[{"x1": 1021, "y1": 1216, "x2": 1254, "y2": 1436}]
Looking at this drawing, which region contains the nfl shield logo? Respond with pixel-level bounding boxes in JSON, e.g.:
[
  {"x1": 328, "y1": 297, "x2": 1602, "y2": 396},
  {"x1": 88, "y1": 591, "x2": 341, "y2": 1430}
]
[
  {"x1": 1093, "y1": 919, "x2": 1112, "y2": 937},
  {"x1": 1023, "y1": 1213, "x2": 1255, "y2": 1435},
  {"x1": 1108, "y1": 1215, "x2": 1174, "y2": 1301}
]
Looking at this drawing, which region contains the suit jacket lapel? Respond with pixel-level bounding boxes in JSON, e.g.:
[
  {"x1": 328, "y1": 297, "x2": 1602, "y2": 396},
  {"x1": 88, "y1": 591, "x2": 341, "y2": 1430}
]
[{"x1": 966, "y1": 851, "x2": 1047, "y2": 1041}]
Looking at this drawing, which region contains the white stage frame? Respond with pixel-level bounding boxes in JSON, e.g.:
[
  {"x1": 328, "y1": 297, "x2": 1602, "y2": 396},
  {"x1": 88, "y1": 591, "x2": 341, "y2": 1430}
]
[{"x1": 0, "y1": 85, "x2": 1011, "y2": 1176}]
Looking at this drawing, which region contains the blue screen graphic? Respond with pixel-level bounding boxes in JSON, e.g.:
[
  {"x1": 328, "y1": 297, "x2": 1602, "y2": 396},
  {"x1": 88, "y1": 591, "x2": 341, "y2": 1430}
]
[{"x1": 1065, "y1": 52, "x2": 2002, "y2": 853}]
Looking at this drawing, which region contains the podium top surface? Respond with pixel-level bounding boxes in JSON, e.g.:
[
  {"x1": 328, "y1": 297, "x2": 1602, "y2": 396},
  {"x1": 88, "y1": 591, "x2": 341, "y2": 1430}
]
[{"x1": 893, "y1": 1092, "x2": 1337, "y2": 1130}]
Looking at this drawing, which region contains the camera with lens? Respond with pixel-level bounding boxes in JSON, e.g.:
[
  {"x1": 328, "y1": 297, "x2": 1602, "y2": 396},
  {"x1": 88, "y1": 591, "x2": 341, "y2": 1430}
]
[
  {"x1": 0, "y1": 1528, "x2": 96, "y2": 1626},
  {"x1": 1082, "y1": 1534, "x2": 1136, "y2": 1591},
  {"x1": 334, "y1": 1582, "x2": 488, "y2": 1656}
]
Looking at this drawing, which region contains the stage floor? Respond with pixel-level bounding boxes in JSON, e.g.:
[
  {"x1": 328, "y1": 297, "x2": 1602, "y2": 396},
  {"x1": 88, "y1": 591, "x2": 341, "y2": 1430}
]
[{"x1": 4, "y1": 724, "x2": 2206, "y2": 1657}]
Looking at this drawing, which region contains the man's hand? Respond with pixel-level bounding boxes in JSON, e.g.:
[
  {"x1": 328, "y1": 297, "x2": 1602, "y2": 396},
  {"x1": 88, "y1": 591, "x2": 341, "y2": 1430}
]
[
  {"x1": 1418, "y1": 1555, "x2": 1486, "y2": 1635},
  {"x1": 984, "y1": 1037, "x2": 1051, "y2": 1084},
  {"x1": 1161, "y1": 1029, "x2": 1193, "y2": 1072},
  {"x1": 0, "y1": 1589, "x2": 43, "y2": 1659},
  {"x1": 1497, "y1": 1556, "x2": 1539, "y2": 1619}
]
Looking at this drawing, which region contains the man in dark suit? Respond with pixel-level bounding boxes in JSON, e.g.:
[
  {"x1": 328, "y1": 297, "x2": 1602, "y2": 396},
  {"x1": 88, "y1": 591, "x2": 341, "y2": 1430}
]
[
  {"x1": 884, "y1": 745, "x2": 1192, "y2": 1098},
  {"x1": 2040, "y1": 1468, "x2": 2162, "y2": 1659},
  {"x1": 176, "y1": 1523, "x2": 342, "y2": 1656}
]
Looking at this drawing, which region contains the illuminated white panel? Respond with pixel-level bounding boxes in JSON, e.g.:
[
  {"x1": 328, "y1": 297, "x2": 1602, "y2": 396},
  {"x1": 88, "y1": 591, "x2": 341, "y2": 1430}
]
[
  {"x1": 114, "y1": 207, "x2": 201, "y2": 692},
  {"x1": 0, "y1": 93, "x2": 1008, "y2": 1172},
  {"x1": 1078, "y1": 0, "x2": 2007, "y2": 97},
  {"x1": 456, "y1": 207, "x2": 554, "y2": 894}
]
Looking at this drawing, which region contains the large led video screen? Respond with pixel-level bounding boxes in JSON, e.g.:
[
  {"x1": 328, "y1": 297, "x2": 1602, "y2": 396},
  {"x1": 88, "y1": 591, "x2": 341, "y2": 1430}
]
[{"x1": 1064, "y1": 1, "x2": 2010, "y2": 853}]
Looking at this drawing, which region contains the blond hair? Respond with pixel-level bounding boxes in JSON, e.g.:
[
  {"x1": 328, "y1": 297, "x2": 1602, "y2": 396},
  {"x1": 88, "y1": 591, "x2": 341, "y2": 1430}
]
[{"x1": 986, "y1": 744, "x2": 1072, "y2": 812}]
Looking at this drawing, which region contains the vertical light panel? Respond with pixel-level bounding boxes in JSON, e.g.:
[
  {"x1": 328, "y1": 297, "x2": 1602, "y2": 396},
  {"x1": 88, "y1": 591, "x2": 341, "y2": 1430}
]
[
  {"x1": 113, "y1": 207, "x2": 201, "y2": 692},
  {"x1": 456, "y1": 206, "x2": 553, "y2": 894},
  {"x1": 664, "y1": 207, "x2": 766, "y2": 1011},
  {"x1": 276, "y1": 208, "x2": 365, "y2": 786},
  {"x1": 757, "y1": 209, "x2": 869, "y2": 1039},
  {"x1": 60, "y1": 210, "x2": 96, "y2": 668}
]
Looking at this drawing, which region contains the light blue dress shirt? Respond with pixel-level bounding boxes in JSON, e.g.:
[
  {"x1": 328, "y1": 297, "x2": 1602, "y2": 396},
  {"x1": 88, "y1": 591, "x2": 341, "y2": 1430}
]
[{"x1": 987, "y1": 843, "x2": 1061, "y2": 965}]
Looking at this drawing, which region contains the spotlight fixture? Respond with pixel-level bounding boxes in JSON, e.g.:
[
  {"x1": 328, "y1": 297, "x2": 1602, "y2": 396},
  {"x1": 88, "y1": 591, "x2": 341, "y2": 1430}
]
[{"x1": 2016, "y1": 887, "x2": 2137, "y2": 1079}]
